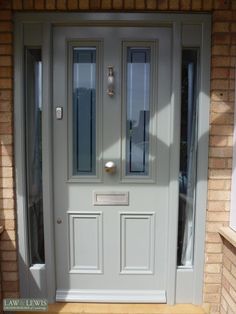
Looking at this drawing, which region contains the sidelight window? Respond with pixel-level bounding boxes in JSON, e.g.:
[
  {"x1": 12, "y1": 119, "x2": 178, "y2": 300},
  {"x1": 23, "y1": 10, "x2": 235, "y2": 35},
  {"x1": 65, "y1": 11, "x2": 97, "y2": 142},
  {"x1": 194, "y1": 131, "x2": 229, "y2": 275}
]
[
  {"x1": 178, "y1": 49, "x2": 199, "y2": 267},
  {"x1": 25, "y1": 48, "x2": 45, "y2": 265}
]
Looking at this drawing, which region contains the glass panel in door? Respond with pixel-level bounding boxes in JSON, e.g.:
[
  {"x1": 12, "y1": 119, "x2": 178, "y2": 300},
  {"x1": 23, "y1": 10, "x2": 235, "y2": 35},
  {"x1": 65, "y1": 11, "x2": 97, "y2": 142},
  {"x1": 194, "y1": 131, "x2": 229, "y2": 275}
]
[
  {"x1": 125, "y1": 47, "x2": 151, "y2": 176},
  {"x1": 72, "y1": 47, "x2": 96, "y2": 176}
]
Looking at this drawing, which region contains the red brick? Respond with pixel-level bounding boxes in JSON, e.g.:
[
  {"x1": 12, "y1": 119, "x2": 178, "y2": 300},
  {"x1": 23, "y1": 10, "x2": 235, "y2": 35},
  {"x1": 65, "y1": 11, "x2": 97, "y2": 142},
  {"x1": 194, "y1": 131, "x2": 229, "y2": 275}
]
[
  {"x1": 0, "y1": 113, "x2": 12, "y2": 122},
  {"x1": 0, "y1": 122, "x2": 12, "y2": 134},
  {"x1": 2, "y1": 281, "x2": 18, "y2": 292},
  {"x1": 90, "y1": 0, "x2": 101, "y2": 9},
  {"x1": 209, "y1": 147, "x2": 232, "y2": 158},
  {"x1": 214, "y1": 0, "x2": 230, "y2": 10},
  {"x1": 1, "y1": 230, "x2": 16, "y2": 241},
  {"x1": 231, "y1": 57, "x2": 236, "y2": 67},
  {"x1": 1, "y1": 251, "x2": 17, "y2": 261},
  {"x1": 211, "y1": 90, "x2": 228, "y2": 101},
  {"x1": 210, "y1": 125, "x2": 233, "y2": 136},
  {"x1": 211, "y1": 79, "x2": 229, "y2": 90},
  {"x1": 0, "y1": 22, "x2": 13, "y2": 32},
  {"x1": 102, "y1": 0, "x2": 112, "y2": 9},
  {"x1": 209, "y1": 158, "x2": 226, "y2": 168},
  {"x1": 13, "y1": 0, "x2": 23, "y2": 10},
  {"x1": 169, "y1": 0, "x2": 179, "y2": 10},
  {"x1": 0, "y1": 34, "x2": 12, "y2": 44},
  {"x1": 0, "y1": 11, "x2": 12, "y2": 21},
  {"x1": 0, "y1": 56, "x2": 12, "y2": 66},
  {"x1": 231, "y1": 34, "x2": 236, "y2": 46},
  {"x1": 0, "y1": 134, "x2": 13, "y2": 144},
  {"x1": 211, "y1": 102, "x2": 234, "y2": 113},
  {"x1": 0, "y1": 100, "x2": 12, "y2": 111},
  {"x1": 68, "y1": 0, "x2": 78, "y2": 10},
  {"x1": 212, "y1": 33, "x2": 231, "y2": 45},
  {"x1": 210, "y1": 112, "x2": 234, "y2": 125},
  {"x1": 0, "y1": 67, "x2": 12, "y2": 78},
  {"x1": 158, "y1": 0, "x2": 168, "y2": 10},
  {"x1": 34, "y1": 0, "x2": 45, "y2": 10},
  {"x1": 212, "y1": 45, "x2": 229, "y2": 56},
  {"x1": 3, "y1": 292, "x2": 20, "y2": 298},
  {"x1": 1, "y1": 262, "x2": 18, "y2": 272},
  {"x1": 135, "y1": 0, "x2": 145, "y2": 9},
  {"x1": 203, "y1": 0, "x2": 213, "y2": 10},
  {"x1": 213, "y1": 10, "x2": 232, "y2": 21},
  {"x1": 0, "y1": 145, "x2": 13, "y2": 156},
  {"x1": 229, "y1": 91, "x2": 235, "y2": 102},
  {"x1": 0, "y1": 78, "x2": 12, "y2": 89},
  {"x1": 210, "y1": 135, "x2": 228, "y2": 147},
  {"x1": 45, "y1": 0, "x2": 56, "y2": 9},
  {"x1": 112, "y1": 0, "x2": 123, "y2": 9},
  {"x1": 56, "y1": 0, "x2": 67, "y2": 10},
  {"x1": 124, "y1": 0, "x2": 135, "y2": 9},
  {"x1": 212, "y1": 56, "x2": 230, "y2": 67},
  {"x1": 1, "y1": 219, "x2": 16, "y2": 230},
  {"x1": 192, "y1": 0, "x2": 202, "y2": 10},
  {"x1": 230, "y1": 68, "x2": 235, "y2": 79},
  {"x1": 146, "y1": 0, "x2": 156, "y2": 9},
  {"x1": 208, "y1": 190, "x2": 231, "y2": 201},
  {"x1": 0, "y1": 45, "x2": 12, "y2": 55},
  {"x1": 0, "y1": 0, "x2": 12, "y2": 9},
  {"x1": 211, "y1": 68, "x2": 229, "y2": 79},
  {"x1": 213, "y1": 22, "x2": 230, "y2": 32},
  {"x1": 2, "y1": 272, "x2": 18, "y2": 281},
  {"x1": 0, "y1": 240, "x2": 16, "y2": 251},
  {"x1": 80, "y1": 0, "x2": 90, "y2": 9},
  {"x1": 180, "y1": 0, "x2": 191, "y2": 10},
  {"x1": 23, "y1": 0, "x2": 34, "y2": 9},
  {"x1": 208, "y1": 179, "x2": 231, "y2": 190}
]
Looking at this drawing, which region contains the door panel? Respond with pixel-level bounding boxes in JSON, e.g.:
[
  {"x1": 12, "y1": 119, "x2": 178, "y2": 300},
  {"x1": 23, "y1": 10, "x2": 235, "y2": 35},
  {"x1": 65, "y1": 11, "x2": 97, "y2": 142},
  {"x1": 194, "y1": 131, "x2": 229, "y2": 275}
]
[{"x1": 53, "y1": 26, "x2": 171, "y2": 302}]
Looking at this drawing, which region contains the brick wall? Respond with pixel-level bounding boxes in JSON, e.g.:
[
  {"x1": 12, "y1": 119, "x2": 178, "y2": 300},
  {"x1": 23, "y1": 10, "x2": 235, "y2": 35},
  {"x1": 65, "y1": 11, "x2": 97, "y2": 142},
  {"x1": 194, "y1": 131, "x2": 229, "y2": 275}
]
[
  {"x1": 0, "y1": 1, "x2": 236, "y2": 314},
  {"x1": 205, "y1": 7, "x2": 236, "y2": 314},
  {"x1": 0, "y1": 2, "x2": 19, "y2": 310},
  {"x1": 220, "y1": 239, "x2": 236, "y2": 314}
]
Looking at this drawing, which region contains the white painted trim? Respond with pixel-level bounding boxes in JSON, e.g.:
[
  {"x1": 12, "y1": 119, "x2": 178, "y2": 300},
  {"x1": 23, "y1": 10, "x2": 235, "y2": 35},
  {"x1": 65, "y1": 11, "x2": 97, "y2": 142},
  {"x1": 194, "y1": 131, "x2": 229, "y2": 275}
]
[
  {"x1": 166, "y1": 21, "x2": 181, "y2": 305},
  {"x1": 230, "y1": 69, "x2": 236, "y2": 231},
  {"x1": 42, "y1": 22, "x2": 56, "y2": 302},
  {"x1": 56, "y1": 290, "x2": 166, "y2": 303}
]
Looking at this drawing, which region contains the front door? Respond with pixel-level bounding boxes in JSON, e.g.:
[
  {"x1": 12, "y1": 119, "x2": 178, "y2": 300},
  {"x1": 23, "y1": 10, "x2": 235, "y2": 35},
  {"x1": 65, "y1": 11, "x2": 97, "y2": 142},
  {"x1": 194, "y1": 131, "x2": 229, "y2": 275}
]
[{"x1": 53, "y1": 26, "x2": 172, "y2": 302}]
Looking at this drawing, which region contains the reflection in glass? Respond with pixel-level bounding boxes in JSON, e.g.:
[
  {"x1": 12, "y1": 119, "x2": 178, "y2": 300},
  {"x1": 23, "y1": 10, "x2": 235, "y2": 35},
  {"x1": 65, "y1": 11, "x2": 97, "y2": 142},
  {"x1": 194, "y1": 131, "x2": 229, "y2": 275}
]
[
  {"x1": 73, "y1": 48, "x2": 96, "y2": 175},
  {"x1": 178, "y1": 49, "x2": 198, "y2": 267},
  {"x1": 126, "y1": 47, "x2": 151, "y2": 176},
  {"x1": 25, "y1": 48, "x2": 45, "y2": 264}
]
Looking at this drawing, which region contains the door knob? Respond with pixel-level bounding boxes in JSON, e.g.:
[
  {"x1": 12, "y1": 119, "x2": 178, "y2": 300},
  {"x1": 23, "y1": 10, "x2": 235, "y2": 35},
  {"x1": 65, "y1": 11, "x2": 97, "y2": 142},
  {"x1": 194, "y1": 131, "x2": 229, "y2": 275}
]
[{"x1": 104, "y1": 161, "x2": 116, "y2": 174}]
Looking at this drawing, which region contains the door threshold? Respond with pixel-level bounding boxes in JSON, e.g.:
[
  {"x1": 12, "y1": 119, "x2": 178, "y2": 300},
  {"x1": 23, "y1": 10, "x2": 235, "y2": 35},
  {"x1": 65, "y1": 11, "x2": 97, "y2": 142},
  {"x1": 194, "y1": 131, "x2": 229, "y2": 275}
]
[
  {"x1": 56, "y1": 289, "x2": 166, "y2": 303},
  {"x1": 18, "y1": 303, "x2": 207, "y2": 314}
]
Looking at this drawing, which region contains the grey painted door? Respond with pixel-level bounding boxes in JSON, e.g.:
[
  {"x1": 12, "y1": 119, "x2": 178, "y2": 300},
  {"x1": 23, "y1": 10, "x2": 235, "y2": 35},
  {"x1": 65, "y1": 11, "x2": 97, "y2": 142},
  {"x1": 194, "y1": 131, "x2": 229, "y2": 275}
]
[{"x1": 53, "y1": 26, "x2": 172, "y2": 302}]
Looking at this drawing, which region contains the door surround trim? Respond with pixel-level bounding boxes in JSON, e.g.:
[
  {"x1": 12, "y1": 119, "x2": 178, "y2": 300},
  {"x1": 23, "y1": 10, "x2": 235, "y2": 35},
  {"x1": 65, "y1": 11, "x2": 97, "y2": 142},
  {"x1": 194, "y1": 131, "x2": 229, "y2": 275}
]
[{"x1": 14, "y1": 12, "x2": 211, "y2": 304}]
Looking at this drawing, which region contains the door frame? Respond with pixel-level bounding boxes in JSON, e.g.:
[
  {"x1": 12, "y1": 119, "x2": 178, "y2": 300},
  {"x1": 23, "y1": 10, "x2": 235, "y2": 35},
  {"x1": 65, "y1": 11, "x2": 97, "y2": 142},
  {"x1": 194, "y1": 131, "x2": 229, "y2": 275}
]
[{"x1": 14, "y1": 12, "x2": 211, "y2": 304}]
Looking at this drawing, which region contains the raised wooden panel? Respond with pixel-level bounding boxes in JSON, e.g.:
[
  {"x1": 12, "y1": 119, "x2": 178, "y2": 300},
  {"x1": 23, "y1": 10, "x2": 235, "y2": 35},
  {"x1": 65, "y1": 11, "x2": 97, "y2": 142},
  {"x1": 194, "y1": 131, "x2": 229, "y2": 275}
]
[
  {"x1": 120, "y1": 212, "x2": 155, "y2": 274},
  {"x1": 68, "y1": 212, "x2": 103, "y2": 273}
]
